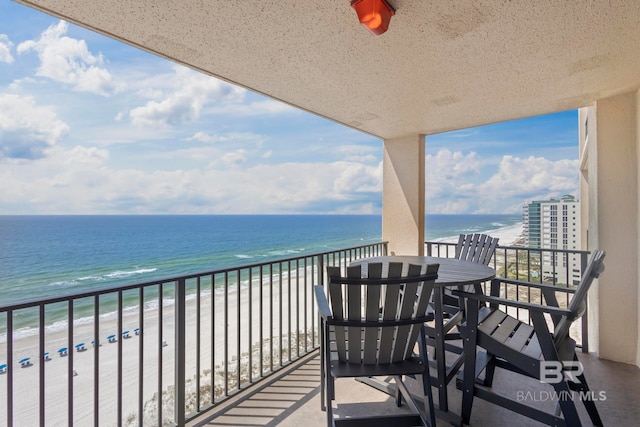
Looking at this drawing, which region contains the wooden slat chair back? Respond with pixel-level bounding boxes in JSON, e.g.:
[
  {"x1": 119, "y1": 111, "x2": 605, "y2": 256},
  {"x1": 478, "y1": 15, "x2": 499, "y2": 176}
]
[
  {"x1": 455, "y1": 233, "x2": 499, "y2": 265},
  {"x1": 437, "y1": 233, "x2": 499, "y2": 328},
  {"x1": 456, "y1": 250, "x2": 606, "y2": 427},
  {"x1": 553, "y1": 250, "x2": 605, "y2": 349},
  {"x1": 316, "y1": 262, "x2": 439, "y2": 427}
]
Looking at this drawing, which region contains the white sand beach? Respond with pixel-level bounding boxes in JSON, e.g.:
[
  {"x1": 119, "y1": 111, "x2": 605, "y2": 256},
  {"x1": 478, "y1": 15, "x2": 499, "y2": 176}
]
[
  {"x1": 431, "y1": 222, "x2": 524, "y2": 246},
  {"x1": 0, "y1": 271, "x2": 315, "y2": 426}
]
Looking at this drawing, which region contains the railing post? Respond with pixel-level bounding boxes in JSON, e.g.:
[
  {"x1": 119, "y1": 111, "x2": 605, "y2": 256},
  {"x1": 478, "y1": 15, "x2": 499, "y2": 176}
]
[
  {"x1": 175, "y1": 279, "x2": 186, "y2": 426},
  {"x1": 7, "y1": 310, "x2": 13, "y2": 427},
  {"x1": 580, "y1": 252, "x2": 589, "y2": 353},
  {"x1": 318, "y1": 255, "x2": 325, "y2": 289}
]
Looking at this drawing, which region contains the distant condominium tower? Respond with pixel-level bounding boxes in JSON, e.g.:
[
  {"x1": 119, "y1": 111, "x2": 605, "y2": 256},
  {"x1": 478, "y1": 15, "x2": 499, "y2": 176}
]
[{"x1": 524, "y1": 195, "x2": 581, "y2": 284}]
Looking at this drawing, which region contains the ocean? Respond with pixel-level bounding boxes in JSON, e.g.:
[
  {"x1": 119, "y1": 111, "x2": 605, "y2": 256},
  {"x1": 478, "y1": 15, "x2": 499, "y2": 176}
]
[{"x1": 0, "y1": 214, "x2": 521, "y2": 307}]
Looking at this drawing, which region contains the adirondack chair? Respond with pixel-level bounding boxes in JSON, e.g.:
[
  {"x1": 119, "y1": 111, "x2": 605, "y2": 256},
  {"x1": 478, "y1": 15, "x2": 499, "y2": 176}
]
[
  {"x1": 455, "y1": 250, "x2": 605, "y2": 427},
  {"x1": 423, "y1": 233, "x2": 499, "y2": 412},
  {"x1": 450, "y1": 233, "x2": 499, "y2": 298},
  {"x1": 316, "y1": 262, "x2": 439, "y2": 427},
  {"x1": 455, "y1": 233, "x2": 500, "y2": 265},
  {"x1": 430, "y1": 233, "x2": 500, "y2": 320}
]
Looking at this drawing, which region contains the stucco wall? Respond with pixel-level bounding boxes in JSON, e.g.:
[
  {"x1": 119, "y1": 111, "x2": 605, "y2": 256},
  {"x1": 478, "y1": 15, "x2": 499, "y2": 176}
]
[
  {"x1": 594, "y1": 92, "x2": 639, "y2": 365},
  {"x1": 382, "y1": 134, "x2": 425, "y2": 256},
  {"x1": 637, "y1": 89, "x2": 640, "y2": 367}
]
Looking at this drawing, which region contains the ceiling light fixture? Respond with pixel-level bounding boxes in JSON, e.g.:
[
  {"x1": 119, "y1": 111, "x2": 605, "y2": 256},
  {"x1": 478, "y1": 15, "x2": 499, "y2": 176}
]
[{"x1": 351, "y1": 0, "x2": 395, "y2": 36}]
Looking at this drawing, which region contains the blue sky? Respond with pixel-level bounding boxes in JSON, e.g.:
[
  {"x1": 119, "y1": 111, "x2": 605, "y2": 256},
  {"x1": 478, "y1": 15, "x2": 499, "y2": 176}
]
[{"x1": 0, "y1": 1, "x2": 579, "y2": 215}]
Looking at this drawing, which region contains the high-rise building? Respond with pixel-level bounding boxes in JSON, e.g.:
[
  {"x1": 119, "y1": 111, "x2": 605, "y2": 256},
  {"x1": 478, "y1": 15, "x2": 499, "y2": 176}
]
[{"x1": 524, "y1": 195, "x2": 581, "y2": 285}]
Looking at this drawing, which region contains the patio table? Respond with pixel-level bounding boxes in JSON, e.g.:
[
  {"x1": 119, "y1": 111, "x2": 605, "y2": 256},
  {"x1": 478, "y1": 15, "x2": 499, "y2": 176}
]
[{"x1": 350, "y1": 255, "x2": 496, "y2": 421}]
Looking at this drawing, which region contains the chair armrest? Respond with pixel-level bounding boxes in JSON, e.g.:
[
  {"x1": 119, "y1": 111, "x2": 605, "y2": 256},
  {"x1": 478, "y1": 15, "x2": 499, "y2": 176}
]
[
  {"x1": 314, "y1": 285, "x2": 333, "y2": 320},
  {"x1": 493, "y1": 277, "x2": 576, "y2": 294},
  {"x1": 453, "y1": 290, "x2": 572, "y2": 317}
]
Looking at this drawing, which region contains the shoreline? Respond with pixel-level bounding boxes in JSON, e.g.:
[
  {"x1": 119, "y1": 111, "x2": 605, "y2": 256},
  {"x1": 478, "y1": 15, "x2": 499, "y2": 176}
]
[
  {"x1": 2, "y1": 221, "x2": 525, "y2": 343},
  {"x1": 430, "y1": 222, "x2": 524, "y2": 246}
]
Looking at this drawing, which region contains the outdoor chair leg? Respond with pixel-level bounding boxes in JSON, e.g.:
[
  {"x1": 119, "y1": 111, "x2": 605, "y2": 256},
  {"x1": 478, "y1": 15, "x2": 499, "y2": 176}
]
[
  {"x1": 318, "y1": 318, "x2": 328, "y2": 411},
  {"x1": 482, "y1": 352, "x2": 496, "y2": 387},
  {"x1": 532, "y1": 311, "x2": 581, "y2": 427},
  {"x1": 581, "y1": 392, "x2": 604, "y2": 427},
  {"x1": 461, "y1": 299, "x2": 480, "y2": 425},
  {"x1": 571, "y1": 369, "x2": 603, "y2": 425},
  {"x1": 326, "y1": 376, "x2": 334, "y2": 427},
  {"x1": 570, "y1": 354, "x2": 603, "y2": 426},
  {"x1": 553, "y1": 380, "x2": 581, "y2": 427},
  {"x1": 320, "y1": 319, "x2": 326, "y2": 411},
  {"x1": 419, "y1": 331, "x2": 436, "y2": 427}
]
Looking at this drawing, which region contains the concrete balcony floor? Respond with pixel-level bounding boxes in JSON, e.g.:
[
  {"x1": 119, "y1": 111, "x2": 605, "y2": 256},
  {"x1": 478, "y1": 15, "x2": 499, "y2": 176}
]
[{"x1": 191, "y1": 350, "x2": 640, "y2": 426}]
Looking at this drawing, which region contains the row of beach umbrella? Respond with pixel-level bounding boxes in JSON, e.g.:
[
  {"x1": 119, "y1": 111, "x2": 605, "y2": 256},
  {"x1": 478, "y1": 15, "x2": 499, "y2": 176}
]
[{"x1": 0, "y1": 328, "x2": 140, "y2": 373}]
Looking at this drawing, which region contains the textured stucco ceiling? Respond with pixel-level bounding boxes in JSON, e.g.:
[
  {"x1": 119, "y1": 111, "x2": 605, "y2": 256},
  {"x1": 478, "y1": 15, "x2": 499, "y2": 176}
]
[{"x1": 15, "y1": 0, "x2": 640, "y2": 139}]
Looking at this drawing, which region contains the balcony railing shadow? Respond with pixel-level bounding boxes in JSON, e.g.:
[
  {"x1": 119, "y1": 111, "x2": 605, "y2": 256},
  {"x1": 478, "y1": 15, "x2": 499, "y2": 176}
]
[{"x1": 194, "y1": 349, "x2": 640, "y2": 427}]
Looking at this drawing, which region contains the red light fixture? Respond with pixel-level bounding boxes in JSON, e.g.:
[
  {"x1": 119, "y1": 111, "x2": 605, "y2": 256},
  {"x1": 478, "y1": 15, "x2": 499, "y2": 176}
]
[{"x1": 351, "y1": 0, "x2": 395, "y2": 36}]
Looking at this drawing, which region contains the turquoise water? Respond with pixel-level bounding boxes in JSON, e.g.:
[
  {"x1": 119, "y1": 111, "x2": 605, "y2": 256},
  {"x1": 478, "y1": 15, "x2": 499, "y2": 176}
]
[
  {"x1": 0, "y1": 214, "x2": 520, "y2": 334},
  {"x1": 0, "y1": 214, "x2": 521, "y2": 304},
  {"x1": 0, "y1": 215, "x2": 382, "y2": 304}
]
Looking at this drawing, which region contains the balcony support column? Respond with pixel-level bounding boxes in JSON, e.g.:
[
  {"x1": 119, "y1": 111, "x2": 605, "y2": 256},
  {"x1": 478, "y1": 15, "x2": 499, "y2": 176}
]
[
  {"x1": 583, "y1": 91, "x2": 640, "y2": 366},
  {"x1": 382, "y1": 134, "x2": 425, "y2": 256}
]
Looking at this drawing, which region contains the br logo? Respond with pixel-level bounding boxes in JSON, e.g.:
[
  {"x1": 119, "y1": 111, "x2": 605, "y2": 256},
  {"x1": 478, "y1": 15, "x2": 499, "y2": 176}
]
[{"x1": 540, "y1": 361, "x2": 583, "y2": 384}]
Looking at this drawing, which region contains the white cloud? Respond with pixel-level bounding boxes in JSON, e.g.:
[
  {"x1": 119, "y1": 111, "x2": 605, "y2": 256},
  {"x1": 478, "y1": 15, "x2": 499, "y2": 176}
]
[
  {"x1": 0, "y1": 153, "x2": 383, "y2": 214},
  {"x1": 129, "y1": 66, "x2": 245, "y2": 127},
  {"x1": 425, "y1": 149, "x2": 579, "y2": 214},
  {"x1": 427, "y1": 149, "x2": 480, "y2": 181},
  {"x1": 208, "y1": 99, "x2": 297, "y2": 116},
  {"x1": 153, "y1": 146, "x2": 222, "y2": 163},
  {"x1": 333, "y1": 161, "x2": 382, "y2": 193},
  {"x1": 203, "y1": 161, "x2": 381, "y2": 213},
  {"x1": 336, "y1": 144, "x2": 378, "y2": 163},
  {"x1": 479, "y1": 155, "x2": 579, "y2": 198},
  {"x1": 222, "y1": 149, "x2": 248, "y2": 166},
  {"x1": 186, "y1": 131, "x2": 265, "y2": 145},
  {"x1": 425, "y1": 149, "x2": 481, "y2": 206},
  {"x1": 0, "y1": 34, "x2": 14, "y2": 63},
  {"x1": 0, "y1": 94, "x2": 69, "y2": 160},
  {"x1": 0, "y1": 144, "x2": 109, "y2": 210},
  {"x1": 16, "y1": 21, "x2": 114, "y2": 96}
]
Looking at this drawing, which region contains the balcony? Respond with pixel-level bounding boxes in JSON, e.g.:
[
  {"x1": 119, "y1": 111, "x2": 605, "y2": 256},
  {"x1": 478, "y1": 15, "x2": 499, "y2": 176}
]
[
  {"x1": 0, "y1": 242, "x2": 638, "y2": 426},
  {"x1": 196, "y1": 351, "x2": 638, "y2": 427}
]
